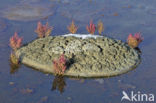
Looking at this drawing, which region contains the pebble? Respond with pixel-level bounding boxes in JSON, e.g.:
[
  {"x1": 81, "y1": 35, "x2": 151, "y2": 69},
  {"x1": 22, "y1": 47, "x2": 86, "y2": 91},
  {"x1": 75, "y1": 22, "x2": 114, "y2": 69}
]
[
  {"x1": 67, "y1": 97, "x2": 72, "y2": 100},
  {"x1": 38, "y1": 96, "x2": 48, "y2": 103},
  {"x1": 9, "y1": 82, "x2": 14, "y2": 85},
  {"x1": 20, "y1": 88, "x2": 34, "y2": 94}
]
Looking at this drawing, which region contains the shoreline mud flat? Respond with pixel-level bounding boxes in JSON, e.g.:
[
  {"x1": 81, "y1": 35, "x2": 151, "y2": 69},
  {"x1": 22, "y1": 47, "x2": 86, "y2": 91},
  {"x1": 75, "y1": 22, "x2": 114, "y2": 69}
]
[{"x1": 15, "y1": 34, "x2": 141, "y2": 77}]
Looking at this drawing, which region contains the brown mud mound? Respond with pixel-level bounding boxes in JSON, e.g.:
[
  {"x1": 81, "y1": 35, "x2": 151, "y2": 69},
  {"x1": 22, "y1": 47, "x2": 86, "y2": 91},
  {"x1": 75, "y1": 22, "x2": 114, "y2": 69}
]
[{"x1": 15, "y1": 34, "x2": 141, "y2": 77}]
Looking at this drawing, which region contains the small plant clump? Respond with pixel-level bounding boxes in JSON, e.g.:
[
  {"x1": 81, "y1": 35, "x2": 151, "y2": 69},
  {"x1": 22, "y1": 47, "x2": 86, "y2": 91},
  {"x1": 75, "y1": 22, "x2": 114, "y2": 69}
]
[
  {"x1": 10, "y1": 32, "x2": 23, "y2": 51},
  {"x1": 127, "y1": 32, "x2": 144, "y2": 48},
  {"x1": 53, "y1": 54, "x2": 67, "y2": 75},
  {"x1": 9, "y1": 32, "x2": 22, "y2": 65},
  {"x1": 67, "y1": 20, "x2": 78, "y2": 34},
  {"x1": 86, "y1": 20, "x2": 96, "y2": 34},
  {"x1": 35, "y1": 21, "x2": 53, "y2": 38},
  {"x1": 97, "y1": 20, "x2": 104, "y2": 35}
]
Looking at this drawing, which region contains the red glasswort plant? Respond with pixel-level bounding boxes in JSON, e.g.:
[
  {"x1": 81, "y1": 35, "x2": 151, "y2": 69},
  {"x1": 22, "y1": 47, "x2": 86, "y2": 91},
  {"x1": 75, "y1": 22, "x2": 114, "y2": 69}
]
[
  {"x1": 127, "y1": 32, "x2": 144, "y2": 48},
  {"x1": 97, "y1": 20, "x2": 104, "y2": 35},
  {"x1": 67, "y1": 20, "x2": 78, "y2": 34},
  {"x1": 53, "y1": 54, "x2": 67, "y2": 75},
  {"x1": 86, "y1": 20, "x2": 96, "y2": 34},
  {"x1": 35, "y1": 21, "x2": 53, "y2": 38},
  {"x1": 10, "y1": 32, "x2": 23, "y2": 51}
]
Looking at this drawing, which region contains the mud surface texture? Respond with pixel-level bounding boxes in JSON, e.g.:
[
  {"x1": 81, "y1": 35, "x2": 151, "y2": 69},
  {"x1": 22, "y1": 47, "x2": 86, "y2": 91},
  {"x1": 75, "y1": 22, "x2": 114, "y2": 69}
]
[{"x1": 15, "y1": 34, "x2": 140, "y2": 77}]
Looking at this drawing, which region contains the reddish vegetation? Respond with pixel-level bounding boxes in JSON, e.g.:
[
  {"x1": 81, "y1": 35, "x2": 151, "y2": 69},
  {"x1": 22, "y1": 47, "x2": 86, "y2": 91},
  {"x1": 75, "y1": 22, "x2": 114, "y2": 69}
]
[
  {"x1": 53, "y1": 54, "x2": 67, "y2": 75},
  {"x1": 9, "y1": 32, "x2": 23, "y2": 51},
  {"x1": 67, "y1": 20, "x2": 78, "y2": 34},
  {"x1": 35, "y1": 21, "x2": 53, "y2": 38},
  {"x1": 127, "y1": 32, "x2": 144, "y2": 48},
  {"x1": 86, "y1": 20, "x2": 96, "y2": 34}
]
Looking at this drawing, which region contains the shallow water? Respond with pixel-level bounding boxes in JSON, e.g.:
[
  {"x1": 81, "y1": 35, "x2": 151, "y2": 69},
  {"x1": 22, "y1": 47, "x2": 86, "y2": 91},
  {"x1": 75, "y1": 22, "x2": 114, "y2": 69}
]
[
  {"x1": 0, "y1": 0, "x2": 156, "y2": 103},
  {"x1": 0, "y1": 0, "x2": 55, "y2": 21}
]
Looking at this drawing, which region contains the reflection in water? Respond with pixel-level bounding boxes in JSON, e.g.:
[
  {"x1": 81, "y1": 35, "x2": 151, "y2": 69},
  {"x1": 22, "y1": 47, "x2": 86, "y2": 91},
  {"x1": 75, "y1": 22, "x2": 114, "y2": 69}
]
[
  {"x1": 51, "y1": 75, "x2": 66, "y2": 93},
  {"x1": 9, "y1": 58, "x2": 21, "y2": 74}
]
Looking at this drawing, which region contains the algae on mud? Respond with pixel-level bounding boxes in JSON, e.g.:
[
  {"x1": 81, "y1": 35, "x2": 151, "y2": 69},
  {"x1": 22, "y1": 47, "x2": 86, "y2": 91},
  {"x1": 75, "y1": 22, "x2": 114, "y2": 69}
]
[{"x1": 15, "y1": 34, "x2": 141, "y2": 77}]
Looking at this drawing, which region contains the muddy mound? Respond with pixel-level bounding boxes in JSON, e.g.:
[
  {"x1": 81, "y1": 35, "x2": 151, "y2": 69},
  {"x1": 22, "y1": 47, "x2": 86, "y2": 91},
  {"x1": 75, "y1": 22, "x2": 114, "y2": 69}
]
[{"x1": 15, "y1": 34, "x2": 140, "y2": 77}]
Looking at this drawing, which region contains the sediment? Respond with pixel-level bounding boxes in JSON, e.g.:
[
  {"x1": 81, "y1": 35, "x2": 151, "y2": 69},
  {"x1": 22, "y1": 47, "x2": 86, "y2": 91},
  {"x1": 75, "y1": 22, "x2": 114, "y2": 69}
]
[{"x1": 15, "y1": 34, "x2": 141, "y2": 77}]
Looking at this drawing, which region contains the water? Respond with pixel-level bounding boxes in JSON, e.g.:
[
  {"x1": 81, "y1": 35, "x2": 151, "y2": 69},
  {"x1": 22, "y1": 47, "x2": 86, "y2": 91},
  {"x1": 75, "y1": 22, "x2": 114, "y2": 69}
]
[{"x1": 0, "y1": 0, "x2": 156, "y2": 103}]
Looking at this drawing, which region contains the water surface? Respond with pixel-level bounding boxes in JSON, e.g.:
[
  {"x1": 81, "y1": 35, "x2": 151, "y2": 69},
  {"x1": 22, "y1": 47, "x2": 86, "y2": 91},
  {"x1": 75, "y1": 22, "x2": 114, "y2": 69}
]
[{"x1": 0, "y1": 0, "x2": 156, "y2": 103}]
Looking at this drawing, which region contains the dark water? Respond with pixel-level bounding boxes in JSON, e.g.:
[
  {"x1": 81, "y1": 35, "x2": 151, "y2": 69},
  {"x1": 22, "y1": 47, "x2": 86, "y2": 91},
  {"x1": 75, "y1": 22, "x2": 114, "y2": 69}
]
[{"x1": 0, "y1": 0, "x2": 156, "y2": 103}]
